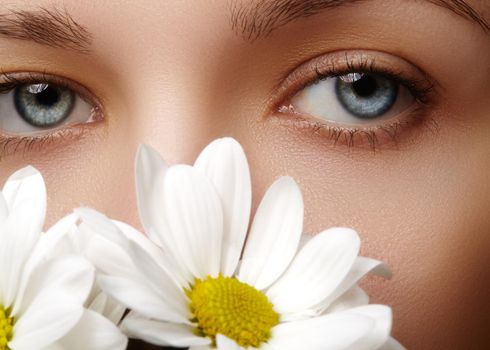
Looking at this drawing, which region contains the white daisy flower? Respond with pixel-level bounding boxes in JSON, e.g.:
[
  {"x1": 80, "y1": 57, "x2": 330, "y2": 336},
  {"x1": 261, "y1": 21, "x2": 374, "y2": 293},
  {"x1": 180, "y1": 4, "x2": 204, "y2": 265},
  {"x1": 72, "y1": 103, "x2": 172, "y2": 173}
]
[
  {"x1": 81, "y1": 138, "x2": 404, "y2": 350},
  {"x1": 0, "y1": 166, "x2": 127, "y2": 350}
]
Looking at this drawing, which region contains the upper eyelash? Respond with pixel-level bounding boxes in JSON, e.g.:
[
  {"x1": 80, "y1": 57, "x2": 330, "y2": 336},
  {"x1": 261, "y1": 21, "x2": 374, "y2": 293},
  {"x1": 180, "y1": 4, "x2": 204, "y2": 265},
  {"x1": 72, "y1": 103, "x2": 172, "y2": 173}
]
[
  {"x1": 0, "y1": 70, "x2": 76, "y2": 94},
  {"x1": 0, "y1": 70, "x2": 103, "y2": 113},
  {"x1": 0, "y1": 70, "x2": 103, "y2": 121},
  {"x1": 311, "y1": 54, "x2": 435, "y2": 104}
]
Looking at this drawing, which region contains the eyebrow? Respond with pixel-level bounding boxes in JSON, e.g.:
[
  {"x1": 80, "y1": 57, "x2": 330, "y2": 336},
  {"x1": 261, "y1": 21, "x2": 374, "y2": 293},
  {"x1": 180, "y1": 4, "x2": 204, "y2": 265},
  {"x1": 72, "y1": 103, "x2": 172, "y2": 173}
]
[
  {"x1": 230, "y1": 0, "x2": 490, "y2": 41},
  {"x1": 0, "y1": 7, "x2": 91, "y2": 52}
]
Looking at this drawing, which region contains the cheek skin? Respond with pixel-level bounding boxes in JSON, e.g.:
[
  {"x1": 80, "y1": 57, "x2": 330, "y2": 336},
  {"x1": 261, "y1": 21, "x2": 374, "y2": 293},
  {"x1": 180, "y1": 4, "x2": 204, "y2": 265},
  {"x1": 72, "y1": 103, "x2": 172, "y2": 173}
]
[{"x1": 237, "y1": 109, "x2": 490, "y2": 349}]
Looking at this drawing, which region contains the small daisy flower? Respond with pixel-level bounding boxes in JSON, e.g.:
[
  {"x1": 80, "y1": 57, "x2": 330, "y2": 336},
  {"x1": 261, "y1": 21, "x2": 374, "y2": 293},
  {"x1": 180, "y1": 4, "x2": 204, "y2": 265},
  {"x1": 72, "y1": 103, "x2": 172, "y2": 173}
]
[
  {"x1": 0, "y1": 167, "x2": 93, "y2": 350},
  {"x1": 81, "y1": 138, "x2": 404, "y2": 349},
  {"x1": 0, "y1": 166, "x2": 127, "y2": 350}
]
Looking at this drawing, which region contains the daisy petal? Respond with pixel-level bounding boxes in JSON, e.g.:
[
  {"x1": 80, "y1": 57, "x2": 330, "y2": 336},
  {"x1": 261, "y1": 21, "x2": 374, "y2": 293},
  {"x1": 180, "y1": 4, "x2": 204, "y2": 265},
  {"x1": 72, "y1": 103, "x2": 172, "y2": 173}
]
[
  {"x1": 76, "y1": 208, "x2": 133, "y2": 252},
  {"x1": 216, "y1": 334, "x2": 244, "y2": 350},
  {"x1": 97, "y1": 275, "x2": 188, "y2": 324},
  {"x1": 266, "y1": 312, "x2": 373, "y2": 350},
  {"x1": 84, "y1": 234, "x2": 137, "y2": 279},
  {"x1": 0, "y1": 200, "x2": 42, "y2": 308},
  {"x1": 135, "y1": 144, "x2": 168, "y2": 245},
  {"x1": 324, "y1": 285, "x2": 370, "y2": 313},
  {"x1": 54, "y1": 309, "x2": 128, "y2": 350},
  {"x1": 113, "y1": 220, "x2": 191, "y2": 288},
  {"x1": 122, "y1": 312, "x2": 210, "y2": 347},
  {"x1": 194, "y1": 137, "x2": 252, "y2": 276},
  {"x1": 316, "y1": 256, "x2": 391, "y2": 312},
  {"x1": 345, "y1": 305, "x2": 393, "y2": 350},
  {"x1": 380, "y1": 337, "x2": 407, "y2": 350},
  {"x1": 238, "y1": 177, "x2": 303, "y2": 290},
  {"x1": 162, "y1": 165, "x2": 223, "y2": 279},
  {"x1": 2, "y1": 166, "x2": 46, "y2": 222},
  {"x1": 266, "y1": 227, "x2": 360, "y2": 316},
  {"x1": 13, "y1": 256, "x2": 94, "y2": 316},
  {"x1": 22, "y1": 213, "x2": 80, "y2": 279},
  {"x1": 87, "y1": 292, "x2": 125, "y2": 325},
  {"x1": 126, "y1": 240, "x2": 188, "y2": 315},
  {"x1": 0, "y1": 193, "x2": 8, "y2": 221},
  {"x1": 10, "y1": 294, "x2": 84, "y2": 350}
]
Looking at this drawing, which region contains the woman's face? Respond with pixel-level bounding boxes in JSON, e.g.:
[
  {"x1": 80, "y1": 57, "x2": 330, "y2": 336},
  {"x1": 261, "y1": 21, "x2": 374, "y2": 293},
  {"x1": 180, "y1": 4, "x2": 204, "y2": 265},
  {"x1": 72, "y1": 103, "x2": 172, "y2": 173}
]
[{"x1": 0, "y1": 0, "x2": 488, "y2": 348}]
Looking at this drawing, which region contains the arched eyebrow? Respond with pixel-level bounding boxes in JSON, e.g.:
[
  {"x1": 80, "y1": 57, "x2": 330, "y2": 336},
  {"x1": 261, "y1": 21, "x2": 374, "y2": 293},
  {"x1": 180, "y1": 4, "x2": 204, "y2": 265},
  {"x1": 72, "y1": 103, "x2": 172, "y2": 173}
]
[
  {"x1": 230, "y1": 0, "x2": 490, "y2": 41},
  {"x1": 0, "y1": 7, "x2": 91, "y2": 53}
]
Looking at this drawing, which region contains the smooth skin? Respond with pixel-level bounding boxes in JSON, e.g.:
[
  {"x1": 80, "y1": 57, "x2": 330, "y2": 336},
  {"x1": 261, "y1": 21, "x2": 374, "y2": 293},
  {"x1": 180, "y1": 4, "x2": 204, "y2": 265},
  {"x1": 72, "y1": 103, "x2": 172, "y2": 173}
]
[{"x1": 0, "y1": 1, "x2": 488, "y2": 349}]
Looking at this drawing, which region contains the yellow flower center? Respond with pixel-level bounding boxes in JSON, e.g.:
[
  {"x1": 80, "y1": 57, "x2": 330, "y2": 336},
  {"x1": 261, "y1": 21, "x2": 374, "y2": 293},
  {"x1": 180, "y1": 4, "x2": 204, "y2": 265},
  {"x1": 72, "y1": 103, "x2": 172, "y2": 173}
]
[
  {"x1": 0, "y1": 306, "x2": 14, "y2": 350},
  {"x1": 187, "y1": 275, "x2": 279, "y2": 348}
]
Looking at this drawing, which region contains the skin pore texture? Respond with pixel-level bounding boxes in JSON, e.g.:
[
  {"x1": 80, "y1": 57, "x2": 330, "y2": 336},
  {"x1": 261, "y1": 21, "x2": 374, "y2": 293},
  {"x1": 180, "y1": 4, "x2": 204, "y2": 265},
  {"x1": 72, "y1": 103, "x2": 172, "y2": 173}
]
[{"x1": 0, "y1": 0, "x2": 489, "y2": 349}]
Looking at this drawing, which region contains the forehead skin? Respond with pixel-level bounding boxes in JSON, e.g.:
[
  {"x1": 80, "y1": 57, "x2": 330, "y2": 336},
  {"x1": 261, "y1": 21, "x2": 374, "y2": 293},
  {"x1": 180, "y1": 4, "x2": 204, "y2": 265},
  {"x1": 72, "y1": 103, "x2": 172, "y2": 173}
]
[{"x1": 0, "y1": 1, "x2": 489, "y2": 349}]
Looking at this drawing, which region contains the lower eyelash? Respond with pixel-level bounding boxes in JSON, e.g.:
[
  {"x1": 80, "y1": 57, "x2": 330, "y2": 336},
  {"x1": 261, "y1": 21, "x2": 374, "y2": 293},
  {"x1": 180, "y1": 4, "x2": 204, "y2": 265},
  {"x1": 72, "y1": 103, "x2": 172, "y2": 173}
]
[
  {"x1": 0, "y1": 123, "x2": 97, "y2": 158},
  {"x1": 273, "y1": 105, "x2": 440, "y2": 151}
]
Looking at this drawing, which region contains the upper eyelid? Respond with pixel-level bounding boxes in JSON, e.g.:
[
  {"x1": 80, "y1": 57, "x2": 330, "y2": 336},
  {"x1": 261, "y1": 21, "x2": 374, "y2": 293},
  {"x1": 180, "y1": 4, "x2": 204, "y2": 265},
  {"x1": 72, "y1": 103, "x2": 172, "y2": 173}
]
[
  {"x1": 268, "y1": 49, "x2": 437, "y2": 112},
  {"x1": 0, "y1": 70, "x2": 104, "y2": 113}
]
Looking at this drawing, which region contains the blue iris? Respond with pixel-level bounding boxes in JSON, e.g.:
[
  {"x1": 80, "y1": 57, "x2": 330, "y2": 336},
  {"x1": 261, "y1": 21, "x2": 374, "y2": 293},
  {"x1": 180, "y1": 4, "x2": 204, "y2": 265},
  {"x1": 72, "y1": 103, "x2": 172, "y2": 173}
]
[
  {"x1": 335, "y1": 74, "x2": 398, "y2": 119},
  {"x1": 14, "y1": 84, "x2": 75, "y2": 127}
]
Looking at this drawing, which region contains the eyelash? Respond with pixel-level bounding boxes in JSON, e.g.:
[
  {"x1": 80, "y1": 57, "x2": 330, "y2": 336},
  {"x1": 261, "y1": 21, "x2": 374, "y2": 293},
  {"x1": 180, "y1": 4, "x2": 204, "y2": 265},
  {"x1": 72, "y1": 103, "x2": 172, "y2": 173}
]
[
  {"x1": 274, "y1": 54, "x2": 438, "y2": 151},
  {"x1": 0, "y1": 71, "x2": 102, "y2": 156}
]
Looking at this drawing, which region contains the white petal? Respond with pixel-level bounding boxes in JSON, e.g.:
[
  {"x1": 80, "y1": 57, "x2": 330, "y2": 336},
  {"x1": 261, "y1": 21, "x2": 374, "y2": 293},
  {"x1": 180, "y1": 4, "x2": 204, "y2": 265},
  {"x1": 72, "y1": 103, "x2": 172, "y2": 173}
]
[
  {"x1": 21, "y1": 213, "x2": 80, "y2": 281},
  {"x1": 194, "y1": 138, "x2": 252, "y2": 276},
  {"x1": 54, "y1": 309, "x2": 128, "y2": 350},
  {"x1": 267, "y1": 228, "x2": 360, "y2": 316},
  {"x1": 126, "y1": 240, "x2": 189, "y2": 314},
  {"x1": 238, "y1": 177, "x2": 304, "y2": 290},
  {"x1": 266, "y1": 312, "x2": 373, "y2": 350},
  {"x1": 161, "y1": 165, "x2": 223, "y2": 279},
  {"x1": 0, "y1": 200, "x2": 42, "y2": 307},
  {"x1": 135, "y1": 144, "x2": 168, "y2": 246},
  {"x1": 10, "y1": 294, "x2": 83, "y2": 349},
  {"x1": 380, "y1": 337, "x2": 407, "y2": 350},
  {"x1": 87, "y1": 292, "x2": 125, "y2": 325},
  {"x1": 2, "y1": 166, "x2": 46, "y2": 222},
  {"x1": 122, "y1": 312, "x2": 210, "y2": 347},
  {"x1": 216, "y1": 334, "x2": 244, "y2": 350},
  {"x1": 97, "y1": 275, "x2": 189, "y2": 324},
  {"x1": 87, "y1": 291, "x2": 109, "y2": 315},
  {"x1": 83, "y1": 234, "x2": 137, "y2": 279},
  {"x1": 324, "y1": 286, "x2": 370, "y2": 314},
  {"x1": 344, "y1": 305, "x2": 393, "y2": 350},
  {"x1": 78, "y1": 209, "x2": 188, "y2": 286},
  {"x1": 75, "y1": 208, "x2": 133, "y2": 252},
  {"x1": 113, "y1": 220, "x2": 190, "y2": 288},
  {"x1": 316, "y1": 256, "x2": 391, "y2": 313},
  {"x1": 0, "y1": 193, "x2": 8, "y2": 222},
  {"x1": 13, "y1": 256, "x2": 94, "y2": 316}
]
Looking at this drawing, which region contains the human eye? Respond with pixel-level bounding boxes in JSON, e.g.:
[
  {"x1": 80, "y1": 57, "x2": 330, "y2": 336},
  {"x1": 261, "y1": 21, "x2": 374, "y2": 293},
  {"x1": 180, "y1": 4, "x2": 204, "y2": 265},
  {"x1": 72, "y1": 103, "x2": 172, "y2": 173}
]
[
  {"x1": 274, "y1": 51, "x2": 436, "y2": 150},
  {"x1": 0, "y1": 72, "x2": 102, "y2": 154}
]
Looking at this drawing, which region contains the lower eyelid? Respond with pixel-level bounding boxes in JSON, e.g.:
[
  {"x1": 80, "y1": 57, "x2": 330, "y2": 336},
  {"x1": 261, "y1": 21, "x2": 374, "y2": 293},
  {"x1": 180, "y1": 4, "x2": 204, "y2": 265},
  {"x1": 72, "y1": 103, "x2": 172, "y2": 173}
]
[
  {"x1": 0, "y1": 121, "x2": 104, "y2": 157},
  {"x1": 269, "y1": 103, "x2": 439, "y2": 151}
]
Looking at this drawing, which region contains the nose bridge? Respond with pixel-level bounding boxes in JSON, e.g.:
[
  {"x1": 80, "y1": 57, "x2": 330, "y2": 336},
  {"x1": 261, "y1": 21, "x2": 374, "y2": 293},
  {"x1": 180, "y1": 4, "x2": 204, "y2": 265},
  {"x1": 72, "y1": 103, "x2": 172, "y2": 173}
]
[
  {"x1": 128, "y1": 72, "x2": 218, "y2": 165},
  {"x1": 84, "y1": 1, "x2": 237, "y2": 164},
  {"x1": 116, "y1": 26, "x2": 234, "y2": 164}
]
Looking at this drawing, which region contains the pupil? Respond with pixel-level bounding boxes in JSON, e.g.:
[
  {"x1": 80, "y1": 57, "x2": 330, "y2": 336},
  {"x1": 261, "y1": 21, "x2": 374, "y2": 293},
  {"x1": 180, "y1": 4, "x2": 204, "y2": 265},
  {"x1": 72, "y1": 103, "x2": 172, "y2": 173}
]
[
  {"x1": 35, "y1": 86, "x2": 59, "y2": 107},
  {"x1": 352, "y1": 75, "x2": 378, "y2": 98}
]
